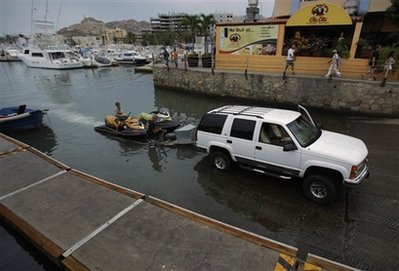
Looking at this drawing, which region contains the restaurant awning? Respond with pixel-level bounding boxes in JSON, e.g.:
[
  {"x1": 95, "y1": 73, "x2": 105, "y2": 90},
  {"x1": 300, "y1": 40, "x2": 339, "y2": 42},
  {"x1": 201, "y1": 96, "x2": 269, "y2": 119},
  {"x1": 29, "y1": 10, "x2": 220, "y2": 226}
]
[{"x1": 286, "y1": 3, "x2": 352, "y2": 26}]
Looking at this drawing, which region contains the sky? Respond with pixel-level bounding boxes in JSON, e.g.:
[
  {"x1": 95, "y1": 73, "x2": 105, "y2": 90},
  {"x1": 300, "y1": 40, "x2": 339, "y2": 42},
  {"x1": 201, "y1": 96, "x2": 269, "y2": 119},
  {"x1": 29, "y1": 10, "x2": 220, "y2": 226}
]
[{"x1": 1, "y1": 0, "x2": 275, "y2": 35}]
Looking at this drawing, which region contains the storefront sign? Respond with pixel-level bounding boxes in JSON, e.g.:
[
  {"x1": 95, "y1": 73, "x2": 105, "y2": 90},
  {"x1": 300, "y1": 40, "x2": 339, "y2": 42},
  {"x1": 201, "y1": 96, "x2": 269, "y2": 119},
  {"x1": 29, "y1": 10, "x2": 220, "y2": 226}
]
[
  {"x1": 286, "y1": 3, "x2": 352, "y2": 26},
  {"x1": 218, "y1": 25, "x2": 279, "y2": 55}
]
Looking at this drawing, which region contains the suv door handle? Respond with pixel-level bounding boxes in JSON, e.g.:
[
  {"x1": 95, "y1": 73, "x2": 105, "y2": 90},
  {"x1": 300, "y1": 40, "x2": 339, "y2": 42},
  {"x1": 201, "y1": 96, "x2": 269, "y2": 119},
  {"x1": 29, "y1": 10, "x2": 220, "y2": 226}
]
[
  {"x1": 227, "y1": 140, "x2": 232, "y2": 144},
  {"x1": 256, "y1": 146, "x2": 262, "y2": 150}
]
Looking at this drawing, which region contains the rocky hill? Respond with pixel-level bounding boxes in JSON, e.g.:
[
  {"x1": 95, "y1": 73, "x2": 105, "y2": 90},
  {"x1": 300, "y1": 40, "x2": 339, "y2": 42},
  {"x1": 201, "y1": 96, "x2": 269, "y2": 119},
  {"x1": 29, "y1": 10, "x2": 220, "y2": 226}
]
[{"x1": 57, "y1": 17, "x2": 151, "y2": 37}]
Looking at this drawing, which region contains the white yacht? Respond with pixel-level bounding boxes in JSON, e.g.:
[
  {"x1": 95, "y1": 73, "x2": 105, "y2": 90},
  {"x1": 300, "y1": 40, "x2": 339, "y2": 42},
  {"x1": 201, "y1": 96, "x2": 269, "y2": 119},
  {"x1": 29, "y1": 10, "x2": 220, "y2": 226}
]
[
  {"x1": 0, "y1": 47, "x2": 22, "y2": 62},
  {"x1": 19, "y1": 47, "x2": 83, "y2": 69},
  {"x1": 115, "y1": 50, "x2": 148, "y2": 66}
]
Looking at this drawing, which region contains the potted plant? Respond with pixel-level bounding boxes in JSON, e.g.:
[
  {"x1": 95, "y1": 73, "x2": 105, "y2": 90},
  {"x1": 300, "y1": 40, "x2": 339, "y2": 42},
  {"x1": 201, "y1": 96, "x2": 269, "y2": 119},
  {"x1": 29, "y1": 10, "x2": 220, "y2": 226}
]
[
  {"x1": 201, "y1": 53, "x2": 212, "y2": 68},
  {"x1": 341, "y1": 50, "x2": 350, "y2": 58},
  {"x1": 187, "y1": 52, "x2": 199, "y2": 67},
  {"x1": 357, "y1": 39, "x2": 372, "y2": 58}
]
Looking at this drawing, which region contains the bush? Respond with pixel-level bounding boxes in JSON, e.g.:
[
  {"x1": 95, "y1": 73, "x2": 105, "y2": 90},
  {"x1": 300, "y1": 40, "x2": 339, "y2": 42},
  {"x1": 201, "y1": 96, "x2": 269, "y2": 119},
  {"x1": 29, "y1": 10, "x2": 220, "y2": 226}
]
[
  {"x1": 187, "y1": 52, "x2": 199, "y2": 59},
  {"x1": 187, "y1": 52, "x2": 199, "y2": 67}
]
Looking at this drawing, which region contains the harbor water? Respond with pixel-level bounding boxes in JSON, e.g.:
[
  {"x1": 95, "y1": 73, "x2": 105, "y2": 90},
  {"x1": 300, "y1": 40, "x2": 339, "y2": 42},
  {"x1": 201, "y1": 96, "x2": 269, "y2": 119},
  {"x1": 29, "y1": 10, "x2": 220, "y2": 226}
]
[{"x1": 1, "y1": 62, "x2": 398, "y2": 271}]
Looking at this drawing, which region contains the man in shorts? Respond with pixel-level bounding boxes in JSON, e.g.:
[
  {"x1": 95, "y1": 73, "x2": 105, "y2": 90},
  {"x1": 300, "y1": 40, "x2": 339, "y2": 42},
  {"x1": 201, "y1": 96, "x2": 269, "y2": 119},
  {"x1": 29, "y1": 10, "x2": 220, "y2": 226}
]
[{"x1": 283, "y1": 44, "x2": 296, "y2": 79}]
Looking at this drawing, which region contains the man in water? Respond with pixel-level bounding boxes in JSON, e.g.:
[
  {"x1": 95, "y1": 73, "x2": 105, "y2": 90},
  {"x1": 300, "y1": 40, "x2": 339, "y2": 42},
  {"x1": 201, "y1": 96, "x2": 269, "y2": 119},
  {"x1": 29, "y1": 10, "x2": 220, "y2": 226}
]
[{"x1": 147, "y1": 114, "x2": 166, "y2": 145}]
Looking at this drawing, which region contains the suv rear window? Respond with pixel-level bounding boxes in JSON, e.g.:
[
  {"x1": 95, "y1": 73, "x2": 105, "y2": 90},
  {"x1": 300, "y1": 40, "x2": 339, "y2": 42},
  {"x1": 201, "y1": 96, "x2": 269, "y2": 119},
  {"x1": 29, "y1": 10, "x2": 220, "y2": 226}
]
[
  {"x1": 230, "y1": 118, "x2": 256, "y2": 140},
  {"x1": 197, "y1": 113, "x2": 227, "y2": 134}
]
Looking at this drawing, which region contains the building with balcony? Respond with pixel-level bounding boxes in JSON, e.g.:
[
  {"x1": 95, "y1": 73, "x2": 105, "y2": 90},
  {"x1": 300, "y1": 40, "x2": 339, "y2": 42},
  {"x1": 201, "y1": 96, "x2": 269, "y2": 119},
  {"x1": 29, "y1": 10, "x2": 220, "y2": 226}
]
[
  {"x1": 150, "y1": 12, "x2": 235, "y2": 32},
  {"x1": 101, "y1": 27, "x2": 127, "y2": 45},
  {"x1": 213, "y1": 13, "x2": 234, "y2": 24},
  {"x1": 150, "y1": 13, "x2": 188, "y2": 32}
]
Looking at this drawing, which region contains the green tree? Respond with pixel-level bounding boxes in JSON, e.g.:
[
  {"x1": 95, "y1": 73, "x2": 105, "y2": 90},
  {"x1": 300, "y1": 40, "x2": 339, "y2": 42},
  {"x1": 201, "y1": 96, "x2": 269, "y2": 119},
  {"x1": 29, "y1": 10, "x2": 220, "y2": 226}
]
[
  {"x1": 387, "y1": 0, "x2": 399, "y2": 24},
  {"x1": 198, "y1": 13, "x2": 215, "y2": 54},
  {"x1": 198, "y1": 13, "x2": 215, "y2": 37},
  {"x1": 181, "y1": 15, "x2": 201, "y2": 43},
  {"x1": 142, "y1": 33, "x2": 156, "y2": 45},
  {"x1": 126, "y1": 32, "x2": 136, "y2": 44}
]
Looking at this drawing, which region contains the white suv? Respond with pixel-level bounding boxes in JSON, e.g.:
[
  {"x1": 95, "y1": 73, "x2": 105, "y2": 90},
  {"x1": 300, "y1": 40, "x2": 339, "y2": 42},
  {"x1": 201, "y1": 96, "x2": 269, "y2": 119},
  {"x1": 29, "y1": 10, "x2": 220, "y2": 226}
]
[{"x1": 196, "y1": 105, "x2": 369, "y2": 205}]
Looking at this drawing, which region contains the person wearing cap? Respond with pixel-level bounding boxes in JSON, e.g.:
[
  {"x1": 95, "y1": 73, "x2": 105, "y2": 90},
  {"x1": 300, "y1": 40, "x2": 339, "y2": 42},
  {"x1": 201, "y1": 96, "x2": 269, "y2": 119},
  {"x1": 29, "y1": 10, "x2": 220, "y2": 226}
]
[{"x1": 325, "y1": 49, "x2": 342, "y2": 79}]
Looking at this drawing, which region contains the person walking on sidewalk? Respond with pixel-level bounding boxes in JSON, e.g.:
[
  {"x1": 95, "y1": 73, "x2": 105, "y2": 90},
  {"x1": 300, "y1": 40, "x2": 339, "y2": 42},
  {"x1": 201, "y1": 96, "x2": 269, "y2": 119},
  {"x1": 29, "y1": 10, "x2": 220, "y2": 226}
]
[
  {"x1": 171, "y1": 47, "x2": 178, "y2": 68},
  {"x1": 163, "y1": 48, "x2": 170, "y2": 70},
  {"x1": 381, "y1": 51, "x2": 396, "y2": 87},
  {"x1": 325, "y1": 49, "x2": 342, "y2": 80},
  {"x1": 283, "y1": 44, "x2": 296, "y2": 79},
  {"x1": 362, "y1": 45, "x2": 381, "y2": 81}
]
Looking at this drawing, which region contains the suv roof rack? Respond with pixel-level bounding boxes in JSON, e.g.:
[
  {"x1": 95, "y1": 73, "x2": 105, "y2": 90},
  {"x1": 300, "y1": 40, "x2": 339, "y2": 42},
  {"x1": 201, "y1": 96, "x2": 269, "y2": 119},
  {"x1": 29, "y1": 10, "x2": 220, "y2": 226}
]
[{"x1": 212, "y1": 105, "x2": 273, "y2": 119}]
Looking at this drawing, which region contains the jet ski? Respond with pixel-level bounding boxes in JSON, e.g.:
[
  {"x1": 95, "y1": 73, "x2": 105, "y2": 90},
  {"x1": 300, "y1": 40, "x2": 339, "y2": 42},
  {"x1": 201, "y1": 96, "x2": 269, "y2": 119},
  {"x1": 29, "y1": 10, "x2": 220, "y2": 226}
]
[
  {"x1": 94, "y1": 114, "x2": 147, "y2": 138},
  {"x1": 139, "y1": 109, "x2": 180, "y2": 132}
]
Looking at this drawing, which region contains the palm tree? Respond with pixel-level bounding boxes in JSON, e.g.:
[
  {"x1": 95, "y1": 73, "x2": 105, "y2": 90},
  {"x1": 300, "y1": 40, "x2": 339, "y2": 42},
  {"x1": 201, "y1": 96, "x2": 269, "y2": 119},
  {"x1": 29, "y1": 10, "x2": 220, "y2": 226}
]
[
  {"x1": 199, "y1": 13, "x2": 215, "y2": 54},
  {"x1": 181, "y1": 15, "x2": 201, "y2": 44},
  {"x1": 198, "y1": 14, "x2": 215, "y2": 37}
]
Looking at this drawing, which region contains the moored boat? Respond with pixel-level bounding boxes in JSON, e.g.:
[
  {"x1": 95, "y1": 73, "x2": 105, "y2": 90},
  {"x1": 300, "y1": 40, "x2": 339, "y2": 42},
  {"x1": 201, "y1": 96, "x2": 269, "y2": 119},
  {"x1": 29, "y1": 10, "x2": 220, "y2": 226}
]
[
  {"x1": 19, "y1": 47, "x2": 83, "y2": 69},
  {"x1": 115, "y1": 50, "x2": 149, "y2": 66},
  {"x1": 0, "y1": 105, "x2": 47, "y2": 132},
  {"x1": 0, "y1": 47, "x2": 22, "y2": 62}
]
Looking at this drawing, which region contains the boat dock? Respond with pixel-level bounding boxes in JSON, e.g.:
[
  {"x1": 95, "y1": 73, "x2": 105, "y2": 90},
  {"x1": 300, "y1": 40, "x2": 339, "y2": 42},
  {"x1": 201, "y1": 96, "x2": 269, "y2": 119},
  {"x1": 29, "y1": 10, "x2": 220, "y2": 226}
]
[{"x1": 0, "y1": 133, "x2": 358, "y2": 271}]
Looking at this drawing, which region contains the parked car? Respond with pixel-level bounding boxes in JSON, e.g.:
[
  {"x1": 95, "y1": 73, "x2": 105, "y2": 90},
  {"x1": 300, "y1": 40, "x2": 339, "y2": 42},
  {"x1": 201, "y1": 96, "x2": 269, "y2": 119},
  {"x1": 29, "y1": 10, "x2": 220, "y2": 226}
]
[{"x1": 195, "y1": 105, "x2": 369, "y2": 205}]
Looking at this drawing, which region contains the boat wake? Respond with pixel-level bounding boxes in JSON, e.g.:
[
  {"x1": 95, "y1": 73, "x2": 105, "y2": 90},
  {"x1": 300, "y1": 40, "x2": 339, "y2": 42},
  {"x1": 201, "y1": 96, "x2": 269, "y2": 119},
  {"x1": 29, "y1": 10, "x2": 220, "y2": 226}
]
[{"x1": 51, "y1": 107, "x2": 103, "y2": 127}]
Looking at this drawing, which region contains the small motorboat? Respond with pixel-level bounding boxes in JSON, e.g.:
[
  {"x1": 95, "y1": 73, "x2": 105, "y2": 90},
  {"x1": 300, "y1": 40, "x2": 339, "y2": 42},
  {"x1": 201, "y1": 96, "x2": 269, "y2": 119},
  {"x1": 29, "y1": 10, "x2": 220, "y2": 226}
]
[
  {"x1": 0, "y1": 105, "x2": 47, "y2": 132},
  {"x1": 94, "y1": 114, "x2": 147, "y2": 139}
]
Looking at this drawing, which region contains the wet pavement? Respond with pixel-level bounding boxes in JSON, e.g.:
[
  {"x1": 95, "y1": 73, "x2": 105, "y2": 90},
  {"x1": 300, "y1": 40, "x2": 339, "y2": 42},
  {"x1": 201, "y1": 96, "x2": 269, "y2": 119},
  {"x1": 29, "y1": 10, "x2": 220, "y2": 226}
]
[{"x1": 194, "y1": 116, "x2": 399, "y2": 270}]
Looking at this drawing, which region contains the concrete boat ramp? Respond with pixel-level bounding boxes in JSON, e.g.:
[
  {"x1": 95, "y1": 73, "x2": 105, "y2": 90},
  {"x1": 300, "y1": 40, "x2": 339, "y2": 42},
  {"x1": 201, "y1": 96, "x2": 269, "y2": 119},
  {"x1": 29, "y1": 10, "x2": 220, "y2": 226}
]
[{"x1": 0, "y1": 133, "x2": 358, "y2": 271}]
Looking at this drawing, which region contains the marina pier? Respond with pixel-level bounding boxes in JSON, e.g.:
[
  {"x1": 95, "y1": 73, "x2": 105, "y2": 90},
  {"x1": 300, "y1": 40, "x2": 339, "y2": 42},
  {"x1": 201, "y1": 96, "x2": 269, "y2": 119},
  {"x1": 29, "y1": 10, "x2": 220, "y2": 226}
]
[{"x1": 0, "y1": 133, "x2": 358, "y2": 271}]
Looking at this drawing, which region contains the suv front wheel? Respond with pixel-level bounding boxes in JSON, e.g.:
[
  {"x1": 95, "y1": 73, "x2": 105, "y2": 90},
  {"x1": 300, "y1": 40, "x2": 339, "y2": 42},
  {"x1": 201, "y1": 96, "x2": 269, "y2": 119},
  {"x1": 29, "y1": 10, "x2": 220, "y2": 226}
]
[
  {"x1": 210, "y1": 151, "x2": 232, "y2": 171},
  {"x1": 302, "y1": 175, "x2": 337, "y2": 205}
]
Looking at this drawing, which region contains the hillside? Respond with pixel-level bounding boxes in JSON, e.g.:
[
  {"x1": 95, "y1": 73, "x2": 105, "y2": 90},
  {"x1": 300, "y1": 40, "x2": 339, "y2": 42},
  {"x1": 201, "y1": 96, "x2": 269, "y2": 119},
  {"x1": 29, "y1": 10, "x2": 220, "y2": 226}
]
[{"x1": 57, "y1": 17, "x2": 151, "y2": 37}]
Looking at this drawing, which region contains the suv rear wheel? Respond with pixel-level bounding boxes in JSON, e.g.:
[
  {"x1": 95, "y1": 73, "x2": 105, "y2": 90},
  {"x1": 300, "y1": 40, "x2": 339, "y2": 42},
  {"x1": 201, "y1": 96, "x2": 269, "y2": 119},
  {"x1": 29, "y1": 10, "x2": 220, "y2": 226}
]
[
  {"x1": 302, "y1": 175, "x2": 337, "y2": 205},
  {"x1": 210, "y1": 151, "x2": 232, "y2": 171}
]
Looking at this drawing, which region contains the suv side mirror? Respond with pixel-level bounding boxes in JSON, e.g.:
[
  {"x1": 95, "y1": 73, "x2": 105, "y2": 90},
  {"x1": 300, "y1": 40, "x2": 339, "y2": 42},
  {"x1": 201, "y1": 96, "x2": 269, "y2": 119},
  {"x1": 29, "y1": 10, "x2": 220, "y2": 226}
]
[{"x1": 283, "y1": 142, "x2": 297, "y2": 152}]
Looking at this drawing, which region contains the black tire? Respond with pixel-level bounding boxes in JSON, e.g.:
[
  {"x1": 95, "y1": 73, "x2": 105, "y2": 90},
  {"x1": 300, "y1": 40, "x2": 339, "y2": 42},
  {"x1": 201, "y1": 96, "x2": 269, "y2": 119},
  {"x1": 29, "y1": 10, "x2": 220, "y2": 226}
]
[
  {"x1": 302, "y1": 175, "x2": 337, "y2": 205},
  {"x1": 210, "y1": 151, "x2": 232, "y2": 171}
]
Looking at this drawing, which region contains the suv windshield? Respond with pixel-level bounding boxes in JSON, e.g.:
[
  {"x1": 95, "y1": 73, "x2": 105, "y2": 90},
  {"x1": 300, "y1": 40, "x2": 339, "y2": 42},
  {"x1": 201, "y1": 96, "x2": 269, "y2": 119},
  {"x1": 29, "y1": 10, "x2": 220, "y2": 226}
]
[{"x1": 287, "y1": 115, "x2": 321, "y2": 147}]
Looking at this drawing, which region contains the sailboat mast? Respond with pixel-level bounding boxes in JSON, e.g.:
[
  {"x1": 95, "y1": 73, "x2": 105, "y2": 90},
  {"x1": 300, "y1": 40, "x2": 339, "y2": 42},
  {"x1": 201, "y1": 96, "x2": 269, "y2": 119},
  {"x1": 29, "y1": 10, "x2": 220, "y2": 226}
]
[
  {"x1": 31, "y1": 0, "x2": 34, "y2": 33},
  {"x1": 45, "y1": 0, "x2": 49, "y2": 21}
]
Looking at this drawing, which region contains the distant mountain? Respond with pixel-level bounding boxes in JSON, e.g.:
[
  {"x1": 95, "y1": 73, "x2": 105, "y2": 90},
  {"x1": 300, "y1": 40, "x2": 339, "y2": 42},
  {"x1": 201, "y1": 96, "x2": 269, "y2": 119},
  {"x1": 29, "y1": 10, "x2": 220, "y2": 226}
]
[{"x1": 57, "y1": 17, "x2": 151, "y2": 37}]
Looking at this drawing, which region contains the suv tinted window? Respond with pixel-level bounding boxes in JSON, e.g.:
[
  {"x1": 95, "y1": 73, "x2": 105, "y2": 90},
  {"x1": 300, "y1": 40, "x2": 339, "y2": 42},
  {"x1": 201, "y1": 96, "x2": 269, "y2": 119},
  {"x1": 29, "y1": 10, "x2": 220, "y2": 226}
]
[
  {"x1": 197, "y1": 113, "x2": 227, "y2": 134},
  {"x1": 230, "y1": 118, "x2": 256, "y2": 140}
]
